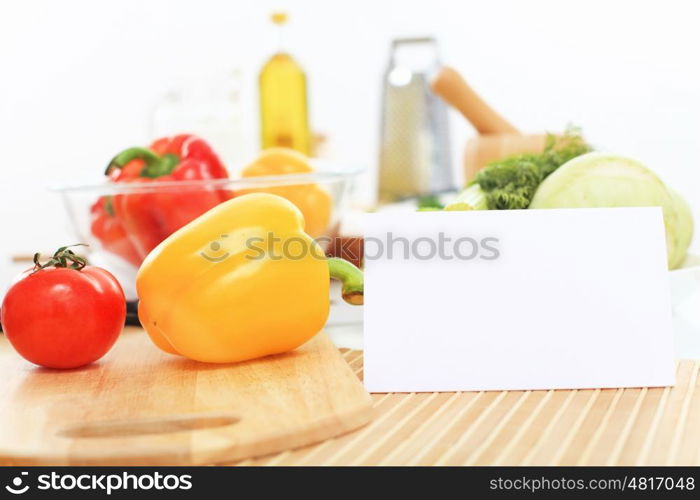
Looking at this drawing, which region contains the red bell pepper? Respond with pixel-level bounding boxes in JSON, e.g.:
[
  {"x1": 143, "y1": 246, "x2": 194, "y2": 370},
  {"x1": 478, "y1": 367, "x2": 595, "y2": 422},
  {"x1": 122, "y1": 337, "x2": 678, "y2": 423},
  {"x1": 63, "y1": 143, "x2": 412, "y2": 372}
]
[
  {"x1": 98, "y1": 134, "x2": 231, "y2": 261},
  {"x1": 89, "y1": 196, "x2": 142, "y2": 267}
]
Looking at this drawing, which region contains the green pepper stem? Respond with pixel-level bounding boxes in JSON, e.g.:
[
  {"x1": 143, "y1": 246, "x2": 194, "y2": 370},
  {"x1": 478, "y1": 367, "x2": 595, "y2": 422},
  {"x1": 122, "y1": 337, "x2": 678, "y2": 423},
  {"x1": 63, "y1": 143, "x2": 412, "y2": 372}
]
[
  {"x1": 105, "y1": 147, "x2": 179, "y2": 178},
  {"x1": 444, "y1": 183, "x2": 488, "y2": 211},
  {"x1": 328, "y1": 257, "x2": 364, "y2": 305}
]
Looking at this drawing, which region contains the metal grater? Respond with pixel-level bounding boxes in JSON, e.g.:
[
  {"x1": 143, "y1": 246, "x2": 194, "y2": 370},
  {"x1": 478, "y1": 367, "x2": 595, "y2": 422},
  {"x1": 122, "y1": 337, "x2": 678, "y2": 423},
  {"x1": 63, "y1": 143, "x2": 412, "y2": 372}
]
[{"x1": 378, "y1": 37, "x2": 454, "y2": 203}]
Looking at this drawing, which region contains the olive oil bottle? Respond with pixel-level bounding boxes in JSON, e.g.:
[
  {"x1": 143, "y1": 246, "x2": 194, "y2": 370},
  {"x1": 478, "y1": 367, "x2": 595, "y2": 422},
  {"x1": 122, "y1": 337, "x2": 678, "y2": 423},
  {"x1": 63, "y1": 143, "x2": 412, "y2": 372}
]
[{"x1": 259, "y1": 12, "x2": 311, "y2": 155}]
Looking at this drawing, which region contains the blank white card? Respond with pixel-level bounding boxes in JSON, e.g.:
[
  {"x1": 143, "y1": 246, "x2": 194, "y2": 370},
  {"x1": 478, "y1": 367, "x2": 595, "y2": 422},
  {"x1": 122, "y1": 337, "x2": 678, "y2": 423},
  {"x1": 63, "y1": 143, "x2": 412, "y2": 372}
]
[{"x1": 363, "y1": 207, "x2": 675, "y2": 392}]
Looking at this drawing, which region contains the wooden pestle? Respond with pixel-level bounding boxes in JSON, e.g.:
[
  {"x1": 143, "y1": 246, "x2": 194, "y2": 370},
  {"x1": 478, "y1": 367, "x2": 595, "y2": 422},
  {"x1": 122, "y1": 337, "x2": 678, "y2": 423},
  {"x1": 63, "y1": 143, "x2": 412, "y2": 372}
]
[{"x1": 431, "y1": 66, "x2": 547, "y2": 181}]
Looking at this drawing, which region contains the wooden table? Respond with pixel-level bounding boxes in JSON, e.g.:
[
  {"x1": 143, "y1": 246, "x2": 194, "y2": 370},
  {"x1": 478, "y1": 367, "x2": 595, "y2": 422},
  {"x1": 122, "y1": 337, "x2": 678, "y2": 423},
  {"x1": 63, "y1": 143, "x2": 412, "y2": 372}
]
[
  {"x1": 1, "y1": 329, "x2": 697, "y2": 465},
  {"x1": 233, "y1": 351, "x2": 700, "y2": 466}
]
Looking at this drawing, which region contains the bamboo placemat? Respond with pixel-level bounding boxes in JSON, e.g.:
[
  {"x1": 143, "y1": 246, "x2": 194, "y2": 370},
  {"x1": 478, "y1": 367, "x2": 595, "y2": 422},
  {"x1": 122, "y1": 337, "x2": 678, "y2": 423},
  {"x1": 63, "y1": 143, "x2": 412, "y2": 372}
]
[{"x1": 233, "y1": 352, "x2": 700, "y2": 466}]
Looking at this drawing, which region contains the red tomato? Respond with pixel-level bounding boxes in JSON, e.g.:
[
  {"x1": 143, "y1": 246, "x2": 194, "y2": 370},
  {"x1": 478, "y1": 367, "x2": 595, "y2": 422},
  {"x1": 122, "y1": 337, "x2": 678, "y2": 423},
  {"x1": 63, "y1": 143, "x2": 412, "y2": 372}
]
[{"x1": 1, "y1": 264, "x2": 126, "y2": 369}]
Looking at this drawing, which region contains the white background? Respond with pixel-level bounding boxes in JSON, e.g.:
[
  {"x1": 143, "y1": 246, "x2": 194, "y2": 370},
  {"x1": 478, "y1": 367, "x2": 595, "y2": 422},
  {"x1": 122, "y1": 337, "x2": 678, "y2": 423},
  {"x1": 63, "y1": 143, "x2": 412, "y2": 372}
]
[{"x1": 1, "y1": 0, "x2": 699, "y2": 267}]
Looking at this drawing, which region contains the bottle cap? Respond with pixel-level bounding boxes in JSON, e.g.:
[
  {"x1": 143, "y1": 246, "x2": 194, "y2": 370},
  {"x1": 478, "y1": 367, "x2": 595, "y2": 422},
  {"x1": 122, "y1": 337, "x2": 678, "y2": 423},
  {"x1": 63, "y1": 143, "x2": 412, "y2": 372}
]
[{"x1": 270, "y1": 12, "x2": 288, "y2": 25}]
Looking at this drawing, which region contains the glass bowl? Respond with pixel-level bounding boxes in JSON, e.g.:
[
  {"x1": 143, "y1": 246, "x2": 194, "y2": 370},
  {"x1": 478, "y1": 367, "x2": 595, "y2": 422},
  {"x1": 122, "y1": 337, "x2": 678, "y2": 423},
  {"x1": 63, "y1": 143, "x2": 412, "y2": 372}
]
[{"x1": 54, "y1": 165, "x2": 360, "y2": 300}]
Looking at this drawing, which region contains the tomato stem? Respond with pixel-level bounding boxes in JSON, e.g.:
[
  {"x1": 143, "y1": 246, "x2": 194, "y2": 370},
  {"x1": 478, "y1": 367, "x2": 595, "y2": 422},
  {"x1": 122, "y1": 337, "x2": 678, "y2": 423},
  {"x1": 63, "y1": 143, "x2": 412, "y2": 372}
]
[{"x1": 33, "y1": 244, "x2": 89, "y2": 273}]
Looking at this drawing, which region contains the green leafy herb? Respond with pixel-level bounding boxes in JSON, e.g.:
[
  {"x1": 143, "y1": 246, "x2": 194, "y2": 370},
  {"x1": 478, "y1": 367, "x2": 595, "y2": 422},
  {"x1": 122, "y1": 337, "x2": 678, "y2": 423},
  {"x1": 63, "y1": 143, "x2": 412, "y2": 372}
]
[
  {"x1": 416, "y1": 194, "x2": 444, "y2": 211},
  {"x1": 446, "y1": 127, "x2": 591, "y2": 211}
]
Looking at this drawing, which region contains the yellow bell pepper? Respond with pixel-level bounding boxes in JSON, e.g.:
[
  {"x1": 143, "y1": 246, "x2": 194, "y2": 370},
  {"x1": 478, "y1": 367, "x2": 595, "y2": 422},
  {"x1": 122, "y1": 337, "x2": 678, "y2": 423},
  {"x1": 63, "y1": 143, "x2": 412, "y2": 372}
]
[
  {"x1": 241, "y1": 148, "x2": 332, "y2": 238},
  {"x1": 136, "y1": 192, "x2": 363, "y2": 363}
]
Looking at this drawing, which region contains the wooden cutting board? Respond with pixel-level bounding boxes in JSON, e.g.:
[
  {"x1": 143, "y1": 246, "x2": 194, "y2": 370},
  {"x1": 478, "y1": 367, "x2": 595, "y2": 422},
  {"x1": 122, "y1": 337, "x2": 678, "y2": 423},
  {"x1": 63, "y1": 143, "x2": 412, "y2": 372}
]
[{"x1": 0, "y1": 328, "x2": 372, "y2": 466}]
